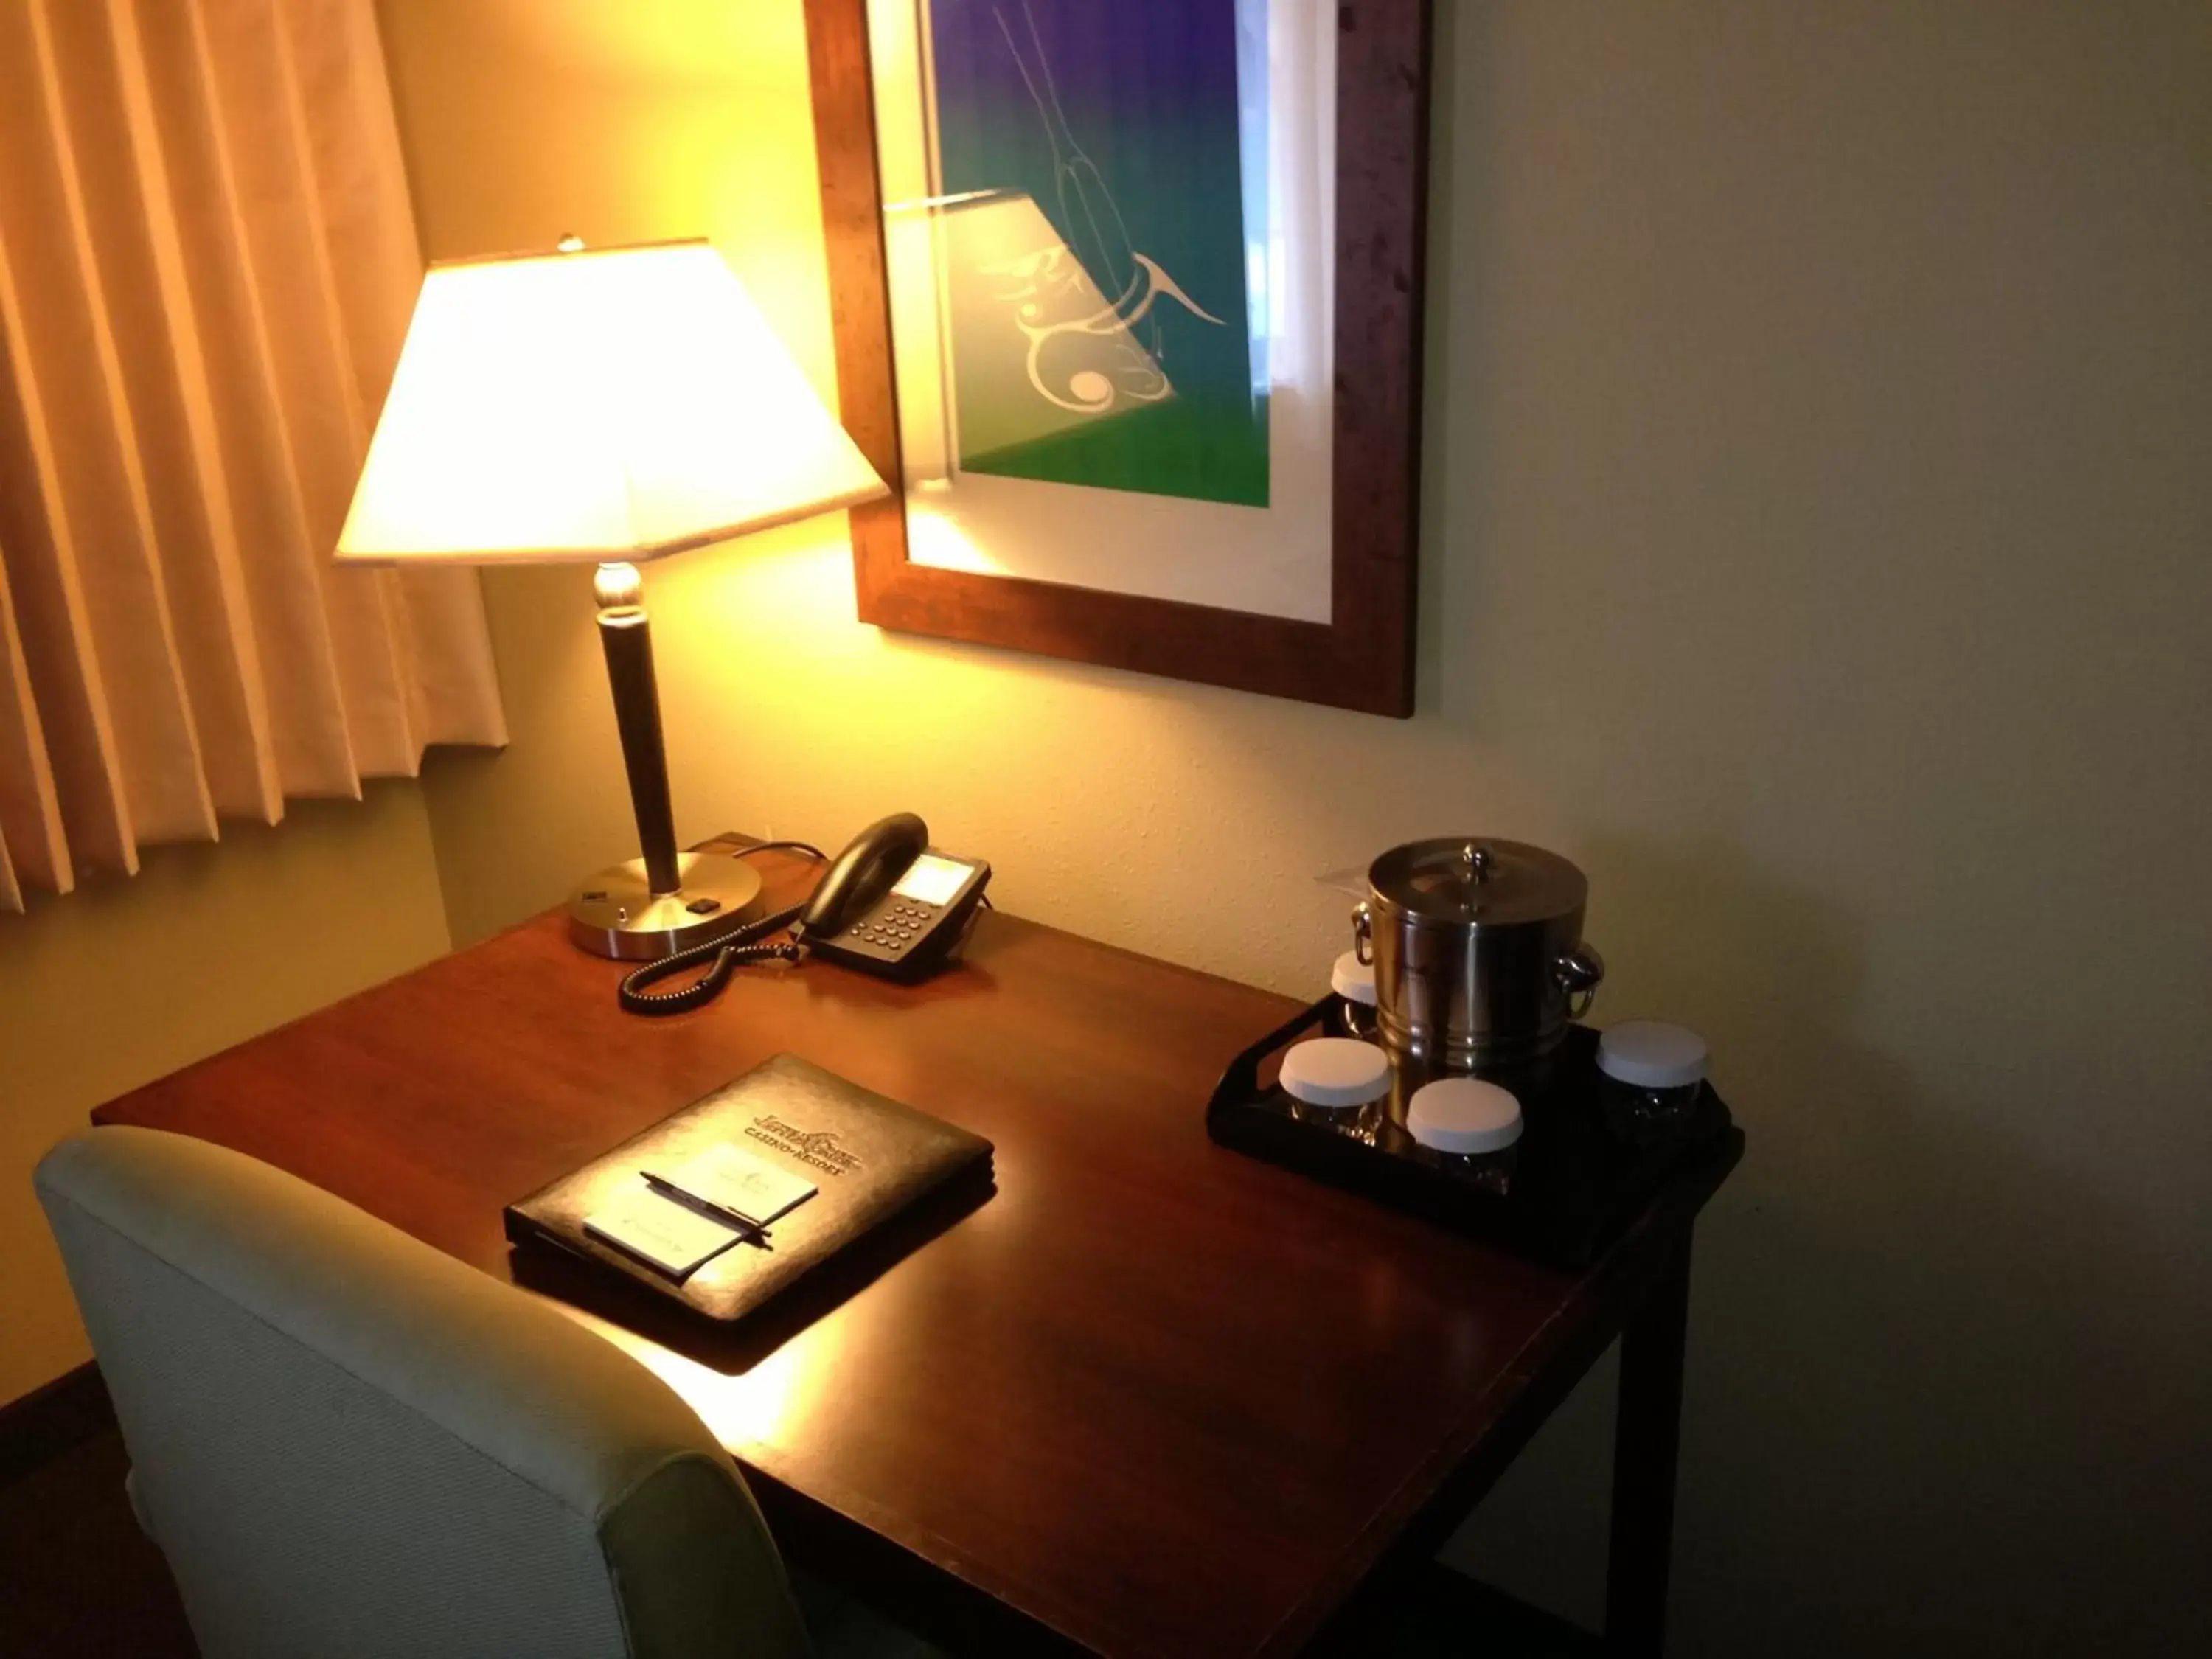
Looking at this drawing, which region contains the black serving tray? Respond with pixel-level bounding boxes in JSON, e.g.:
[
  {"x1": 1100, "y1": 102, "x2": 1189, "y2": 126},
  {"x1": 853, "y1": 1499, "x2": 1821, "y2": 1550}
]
[{"x1": 1206, "y1": 998, "x2": 1734, "y2": 1269}]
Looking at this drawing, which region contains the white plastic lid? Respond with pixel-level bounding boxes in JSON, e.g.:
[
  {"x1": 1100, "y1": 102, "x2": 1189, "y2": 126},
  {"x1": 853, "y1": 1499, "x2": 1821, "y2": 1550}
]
[
  {"x1": 1331, "y1": 950, "x2": 1377, "y2": 1006},
  {"x1": 1279, "y1": 1038, "x2": 1391, "y2": 1108},
  {"x1": 1597, "y1": 1021, "x2": 1708, "y2": 1090},
  {"x1": 1407, "y1": 1078, "x2": 1523, "y2": 1155}
]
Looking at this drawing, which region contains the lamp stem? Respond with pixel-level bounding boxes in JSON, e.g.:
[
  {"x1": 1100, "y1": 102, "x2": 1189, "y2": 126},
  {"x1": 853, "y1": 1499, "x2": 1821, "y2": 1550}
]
[{"x1": 593, "y1": 563, "x2": 681, "y2": 897}]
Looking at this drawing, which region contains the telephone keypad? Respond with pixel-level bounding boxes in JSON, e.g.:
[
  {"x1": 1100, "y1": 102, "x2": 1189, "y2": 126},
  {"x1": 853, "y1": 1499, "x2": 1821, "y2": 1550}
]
[{"x1": 823, "y1": 888, "x2": 959, "y2": 963}]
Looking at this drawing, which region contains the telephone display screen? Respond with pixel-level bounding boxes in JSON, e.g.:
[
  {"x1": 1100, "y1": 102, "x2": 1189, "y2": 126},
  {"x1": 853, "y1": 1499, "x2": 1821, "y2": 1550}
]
[{"x1": 893, "y1": 853, "x2": 970, "y2": 906}]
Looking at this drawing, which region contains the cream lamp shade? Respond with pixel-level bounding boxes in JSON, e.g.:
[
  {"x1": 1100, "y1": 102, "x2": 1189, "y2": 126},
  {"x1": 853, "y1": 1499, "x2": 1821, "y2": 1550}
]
[{"x1": 336, "y1": 239, "x2": 886, "y2": 564}]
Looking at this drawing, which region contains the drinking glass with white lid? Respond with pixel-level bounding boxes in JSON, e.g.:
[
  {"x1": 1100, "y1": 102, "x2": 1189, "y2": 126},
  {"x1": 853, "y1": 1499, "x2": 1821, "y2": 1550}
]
[{"x1": 1597, "y1": 1021, "x2": 1709, "y2": 1144}]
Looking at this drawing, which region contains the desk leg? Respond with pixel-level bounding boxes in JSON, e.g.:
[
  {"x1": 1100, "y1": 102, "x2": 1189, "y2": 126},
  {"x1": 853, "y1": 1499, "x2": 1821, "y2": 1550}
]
[{"x1": 1604, "y1": 1234, "x2": 1692, "y2": 1658}]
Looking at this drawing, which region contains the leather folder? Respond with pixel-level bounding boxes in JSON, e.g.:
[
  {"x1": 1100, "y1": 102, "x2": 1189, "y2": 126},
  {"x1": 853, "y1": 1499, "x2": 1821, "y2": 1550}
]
[{"x1": 504, "y1": 1053, "x2": 994, "y2": 1322}]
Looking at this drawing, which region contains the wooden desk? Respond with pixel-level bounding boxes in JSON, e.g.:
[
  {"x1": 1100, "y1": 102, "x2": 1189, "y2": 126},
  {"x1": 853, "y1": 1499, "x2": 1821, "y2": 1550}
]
[{"x1": 93, "y1": 840, "x2": 1741, "y2": 1658}]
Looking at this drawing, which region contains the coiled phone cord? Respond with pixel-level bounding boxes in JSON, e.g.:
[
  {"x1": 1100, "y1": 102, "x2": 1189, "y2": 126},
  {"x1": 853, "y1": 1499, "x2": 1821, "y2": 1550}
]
[
  {"x1": 616, "y1": 902, "x2": 807, "y2": 1016},
  {"x1": 616, "y1": 841, "x2": 829, "y2": 1017}
]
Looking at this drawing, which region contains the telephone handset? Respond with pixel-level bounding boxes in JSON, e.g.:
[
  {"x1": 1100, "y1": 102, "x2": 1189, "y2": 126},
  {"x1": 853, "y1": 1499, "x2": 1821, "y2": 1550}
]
[
  {"x1": 792, "y1": 812, "x2": 928, "y2": 942},
  {"x1": 619, "y1": 814, "x2": 991, "y2": 1015}
]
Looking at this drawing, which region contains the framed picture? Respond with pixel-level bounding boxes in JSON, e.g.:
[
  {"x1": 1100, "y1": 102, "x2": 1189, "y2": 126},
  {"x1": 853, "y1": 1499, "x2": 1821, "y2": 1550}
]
[{"x1": 806, "y1": 0, "x2": 1433, "y2": 717}]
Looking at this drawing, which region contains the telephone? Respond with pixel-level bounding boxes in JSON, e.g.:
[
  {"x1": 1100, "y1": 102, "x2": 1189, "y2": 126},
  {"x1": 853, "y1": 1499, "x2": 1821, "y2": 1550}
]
[
  {"x1": 793, "y1": 813, "x2": 992, "y2": 978},
  {"x1": 619, "y1": 814, "x2": 991, "y2": 1015}
]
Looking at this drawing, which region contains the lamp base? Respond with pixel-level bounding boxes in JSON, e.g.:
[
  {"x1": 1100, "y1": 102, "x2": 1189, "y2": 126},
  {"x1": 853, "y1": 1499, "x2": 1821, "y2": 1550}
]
[{"x1": 566, "y1": 852, "x2": 765, "y2": 961}]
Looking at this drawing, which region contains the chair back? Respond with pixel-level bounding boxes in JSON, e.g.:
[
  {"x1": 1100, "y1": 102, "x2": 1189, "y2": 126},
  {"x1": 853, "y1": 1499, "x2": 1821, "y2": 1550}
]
[{"x1": 36, "y1": 1126, "x2": 809, "y2": 1659}]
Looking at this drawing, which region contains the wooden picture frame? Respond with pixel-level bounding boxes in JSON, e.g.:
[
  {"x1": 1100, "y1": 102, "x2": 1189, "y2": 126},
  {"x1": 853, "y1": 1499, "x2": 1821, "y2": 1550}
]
[{"x1": 805, "y1": 0, "x2": 1433, "y2": 718}]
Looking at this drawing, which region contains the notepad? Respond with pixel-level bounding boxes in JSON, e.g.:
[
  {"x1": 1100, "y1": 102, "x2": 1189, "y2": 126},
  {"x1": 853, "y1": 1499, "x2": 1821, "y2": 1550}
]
[
  {"x1": 644, "y1": 1141, "x2": 818, "y2": 1230},
  {"x1": 582, "y1": 1185, "x2": 743, "y2": 1279}
]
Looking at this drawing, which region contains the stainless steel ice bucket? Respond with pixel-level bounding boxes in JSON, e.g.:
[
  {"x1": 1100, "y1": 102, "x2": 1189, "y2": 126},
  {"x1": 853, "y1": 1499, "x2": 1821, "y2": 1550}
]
[{"x1": 1353, "y1": 838, "x2": 1604, "y2": 1070}]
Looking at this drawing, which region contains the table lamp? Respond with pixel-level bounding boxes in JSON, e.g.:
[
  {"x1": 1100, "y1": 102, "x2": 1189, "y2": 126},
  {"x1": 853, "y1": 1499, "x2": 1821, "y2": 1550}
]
[{"x1": 336, "y1": 238, "x2": 886, "y2": 959}]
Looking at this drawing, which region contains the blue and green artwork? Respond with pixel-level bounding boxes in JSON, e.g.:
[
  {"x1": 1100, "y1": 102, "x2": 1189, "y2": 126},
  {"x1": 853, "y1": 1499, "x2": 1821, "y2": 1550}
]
[{"x1": 927, "y1": 0, "x2": 1268, "y2": 508}]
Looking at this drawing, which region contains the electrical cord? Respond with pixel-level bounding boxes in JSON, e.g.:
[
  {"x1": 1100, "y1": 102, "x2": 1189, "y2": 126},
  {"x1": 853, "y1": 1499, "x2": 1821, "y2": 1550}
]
[
  {"x1": 616, "y1": 841, "x2": 829, "y2": 1016},
  {"x1": 737, "y1": 838, "x2": 827, "y2": 863}
]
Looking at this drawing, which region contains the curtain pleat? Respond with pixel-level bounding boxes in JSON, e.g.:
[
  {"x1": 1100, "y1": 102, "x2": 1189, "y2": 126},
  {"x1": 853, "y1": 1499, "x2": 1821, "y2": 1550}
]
[
  {"x1": 0, "y1": 552, "x2": 70, "y2": 899},
  {"x1": 0, "y1": 0, "x2": 508, "y2": 912}
]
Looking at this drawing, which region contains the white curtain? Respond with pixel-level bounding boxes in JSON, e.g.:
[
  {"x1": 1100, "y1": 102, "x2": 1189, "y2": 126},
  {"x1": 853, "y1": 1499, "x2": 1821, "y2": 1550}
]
[{"x1": 0, "y1": 0, "x2": 507, "y2": 914}]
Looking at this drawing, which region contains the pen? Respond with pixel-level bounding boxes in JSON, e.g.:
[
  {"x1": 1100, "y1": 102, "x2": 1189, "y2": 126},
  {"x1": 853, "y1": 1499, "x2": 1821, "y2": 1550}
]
[{"x1": 641, "y1": 1172, "x2": 768, "y2": 1237}]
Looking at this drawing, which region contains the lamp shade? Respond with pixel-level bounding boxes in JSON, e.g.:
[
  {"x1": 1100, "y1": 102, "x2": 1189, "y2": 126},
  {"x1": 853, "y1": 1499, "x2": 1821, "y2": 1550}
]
[{"x1": 336, "y1": 240, "x2": 886, "y2": 565}]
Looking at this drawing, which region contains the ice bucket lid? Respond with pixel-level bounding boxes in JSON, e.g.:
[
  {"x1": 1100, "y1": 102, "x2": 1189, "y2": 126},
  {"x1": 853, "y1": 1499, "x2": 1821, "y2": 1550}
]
[{"x1": 1368, "y1": 837, "x2": 1588, "y2": 927}]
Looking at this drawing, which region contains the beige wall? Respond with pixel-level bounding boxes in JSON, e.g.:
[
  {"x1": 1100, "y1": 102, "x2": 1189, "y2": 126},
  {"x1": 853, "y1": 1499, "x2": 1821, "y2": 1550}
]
[
  {"x1": 380, "y1": 1, "x2": 2211, "y2": 1652},
  {"x1": 0, "y1": 784, "x2": 453, "y2": 1402}
]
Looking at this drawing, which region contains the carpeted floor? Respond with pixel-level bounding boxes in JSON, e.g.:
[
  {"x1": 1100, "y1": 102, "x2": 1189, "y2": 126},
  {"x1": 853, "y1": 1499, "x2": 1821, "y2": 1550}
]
[{"x1": 0, "y1": 1425, "x2": 198, "y2": 1658}]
